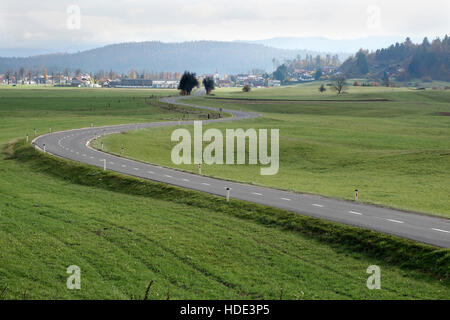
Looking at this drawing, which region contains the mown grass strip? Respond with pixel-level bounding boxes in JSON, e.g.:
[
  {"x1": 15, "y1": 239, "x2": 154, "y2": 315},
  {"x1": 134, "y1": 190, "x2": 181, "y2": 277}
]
[{"x1": 8, "y1": 140, "x2": 450, "y2": 283}]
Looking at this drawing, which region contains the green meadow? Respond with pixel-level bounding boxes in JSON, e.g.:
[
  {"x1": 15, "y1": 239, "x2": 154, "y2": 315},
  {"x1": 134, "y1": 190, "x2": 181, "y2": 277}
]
[
  {"x1": 97, "y1": 84, "x2": 450, "y2": 217},
  {"x1": 0, "y1": 86, "x2": 448, "y2": 299}
]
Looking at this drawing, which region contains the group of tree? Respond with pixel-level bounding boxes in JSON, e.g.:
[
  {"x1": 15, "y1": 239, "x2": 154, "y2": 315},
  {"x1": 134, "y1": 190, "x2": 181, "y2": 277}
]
[
  {"x1": 281, "y1": 53, "x2": 341, "y2": 70},
  {"x1": 272, "y1": 53, "x2": 340, "y2": 84},
  {"x1": 339, "y1": 36, "x2": 450, "y2": 81},
  {"x1": 338, "y1": 50, "x2": 369, "y2": 78},
  {"x1": 179, "y1": 71, "x2": 219, "y2": 95},
  {"x1": 1, "y1": 65, "x2": 187, "y2": 85}
]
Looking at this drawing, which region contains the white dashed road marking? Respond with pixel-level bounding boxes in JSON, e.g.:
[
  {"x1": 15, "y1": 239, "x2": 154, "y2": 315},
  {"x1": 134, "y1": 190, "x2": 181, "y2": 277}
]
[
  {"x1": 202, "y1": 183, "x2": 210, "y2": 186},
  {"x1": 252, "y1": 192, "x2": 263, "y2": 196},
  {"x1": 164, "y1": 174, "x2": 172, "y2": 178},
  {"x1": 386, "y1": 219, "x2": 404, "y2": 224},
  {"x1": 312, "y1": 204, "x2": 323, "y2": 207},
  {"x1": 349, "y1": 211, "x2": 363, "y2": 215},
  {"x1": 182, "y1": 178, "x2": 189, "y2": 182},
  {"x1": 281, "y1": 198, "x2": 291, "y2": 201}
]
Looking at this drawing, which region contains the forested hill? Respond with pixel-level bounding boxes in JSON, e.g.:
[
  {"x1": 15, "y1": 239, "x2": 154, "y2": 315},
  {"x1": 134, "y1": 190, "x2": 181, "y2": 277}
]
[
  {"x1": 339, "y1": 36, "x2": 450, "y2": 81},
  {"x1": 0, "y1": 41, "x2": 330, "y2": 75}
]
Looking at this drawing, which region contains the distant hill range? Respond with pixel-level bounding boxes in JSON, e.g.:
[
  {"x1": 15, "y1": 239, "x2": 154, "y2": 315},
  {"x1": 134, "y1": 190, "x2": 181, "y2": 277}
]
[
  {"x1": 0, "y1": 41, "x2": 349, "y2": 75},
  {"x1": 238, "y1": 36, "x2": 418, "y2": 53}
]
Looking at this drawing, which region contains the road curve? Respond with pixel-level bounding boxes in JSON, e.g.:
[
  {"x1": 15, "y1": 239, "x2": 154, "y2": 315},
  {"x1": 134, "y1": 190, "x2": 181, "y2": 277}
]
[{"x1": 33, "y1": 90, "x2": 450, "y2": 248}]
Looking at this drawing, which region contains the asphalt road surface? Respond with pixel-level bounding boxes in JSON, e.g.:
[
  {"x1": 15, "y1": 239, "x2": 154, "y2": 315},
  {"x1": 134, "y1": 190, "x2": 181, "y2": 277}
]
[{"x1": 33, "y1": 91, "x2": 450, "y2": 248}]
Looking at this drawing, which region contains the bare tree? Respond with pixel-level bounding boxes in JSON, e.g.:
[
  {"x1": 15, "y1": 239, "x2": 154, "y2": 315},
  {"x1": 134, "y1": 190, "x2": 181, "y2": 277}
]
[
  {"x1": 19, "y1": 67, "x2": 25, "y2": 83},
  {"x1": 5, "y1": 70, "x2": 11, "y2": 84},
  {"x1": 27, "y1": 70, "x2": 33, "y2": 84},
  {"x1": 332, "y1": 75, "x2": 347, "y2": 94}
]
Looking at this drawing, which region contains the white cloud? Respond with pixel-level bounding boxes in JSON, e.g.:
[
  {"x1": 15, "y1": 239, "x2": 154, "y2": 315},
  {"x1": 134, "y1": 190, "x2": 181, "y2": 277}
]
[{"x1": 0, "y1": 0, "x2": 448, "y2": 50}]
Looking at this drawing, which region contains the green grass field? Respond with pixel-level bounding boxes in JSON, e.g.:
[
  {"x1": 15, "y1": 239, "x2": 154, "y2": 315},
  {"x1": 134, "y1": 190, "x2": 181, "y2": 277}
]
[
  {"x1": 0, "y1": 86, "x2": 449, "y2": 299},
  {"x1": 97, "y1": 84, "x2": 450, "y2": 217}
]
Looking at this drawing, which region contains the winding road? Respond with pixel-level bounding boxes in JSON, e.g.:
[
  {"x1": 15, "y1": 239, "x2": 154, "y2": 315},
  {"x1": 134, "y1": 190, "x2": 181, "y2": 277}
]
[{"x1": 33, "y1": 91, "x2": 450, "y2": 248}]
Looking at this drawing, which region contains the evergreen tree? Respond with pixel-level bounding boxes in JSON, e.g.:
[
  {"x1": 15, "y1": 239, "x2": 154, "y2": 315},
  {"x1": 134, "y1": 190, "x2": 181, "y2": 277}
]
[
  {"x1": 202, "y1": 76, "x2": 215, "y2": 94},
  {"x1": 178, "y1": 71, "x2": 199, "y2": 95},
  {"x1": 273, "y1": 64, "x2": 288, "y2": 83},
  {"x1": 355, "y1": 50, "x2": 369, "y2": 75},
  {"x1": 314, "y1": 68, "x2": 323, "y2": 80}
]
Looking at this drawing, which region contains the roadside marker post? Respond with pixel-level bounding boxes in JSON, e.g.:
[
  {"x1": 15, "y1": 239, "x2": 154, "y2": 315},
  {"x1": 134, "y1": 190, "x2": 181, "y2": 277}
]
[
  {"x1": 26, "y1": 134, "x2": 29, "y2": 142},
  {"x1": 198, "y1": 163, "x2": 202, "y2": 175},
  {"x1": 103, "y1": 159, "x2": 106, "y2": 171},
  {"x1": 49, "y1": 127, "x2": 52, "y2": 133},
  {"x1": 43, "y1": 144, "x2": 46, "y2": 153},
  {"x1": 355, "y1": 189, "x2": 359, "y2": 201},
  {"x1": 101, "y1": 142, "x2": 104, "y2": 151},
  {"x1": 91, "y1": 123, "x2": 93, "y2": 128},
  {"x1": 225, "y1": 187, "x2": 231, "y2": 202}
]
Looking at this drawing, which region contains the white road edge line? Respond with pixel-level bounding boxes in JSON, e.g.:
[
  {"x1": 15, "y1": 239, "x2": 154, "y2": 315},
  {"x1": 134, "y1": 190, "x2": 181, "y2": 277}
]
[{"x1": 431, "y1": 228, "x2": 450, "y2": 234}]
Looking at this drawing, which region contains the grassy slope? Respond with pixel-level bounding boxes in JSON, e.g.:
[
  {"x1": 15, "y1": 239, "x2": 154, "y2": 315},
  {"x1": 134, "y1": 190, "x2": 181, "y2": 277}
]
[
  {"x1": 0, "y1": 87, "x2": 448, "y2": 299},
  {"x1": 97, "y1": 85, "x2": 450, "y2": 217},
  {"x1": 2, "y1": 141, "x2": 448, "y2": 299}
]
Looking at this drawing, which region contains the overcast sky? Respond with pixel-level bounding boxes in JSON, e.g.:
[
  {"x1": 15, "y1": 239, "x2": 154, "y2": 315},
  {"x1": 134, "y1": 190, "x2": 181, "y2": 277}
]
[{"x1": 0, "y1": 0, "x2": 448, "y2": 51}]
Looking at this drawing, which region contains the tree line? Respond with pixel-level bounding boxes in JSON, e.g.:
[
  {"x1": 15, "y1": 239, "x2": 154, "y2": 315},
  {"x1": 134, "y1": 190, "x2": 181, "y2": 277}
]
[{"x1": 339, "y1": 36, "x2": 450, "y2": 81}]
